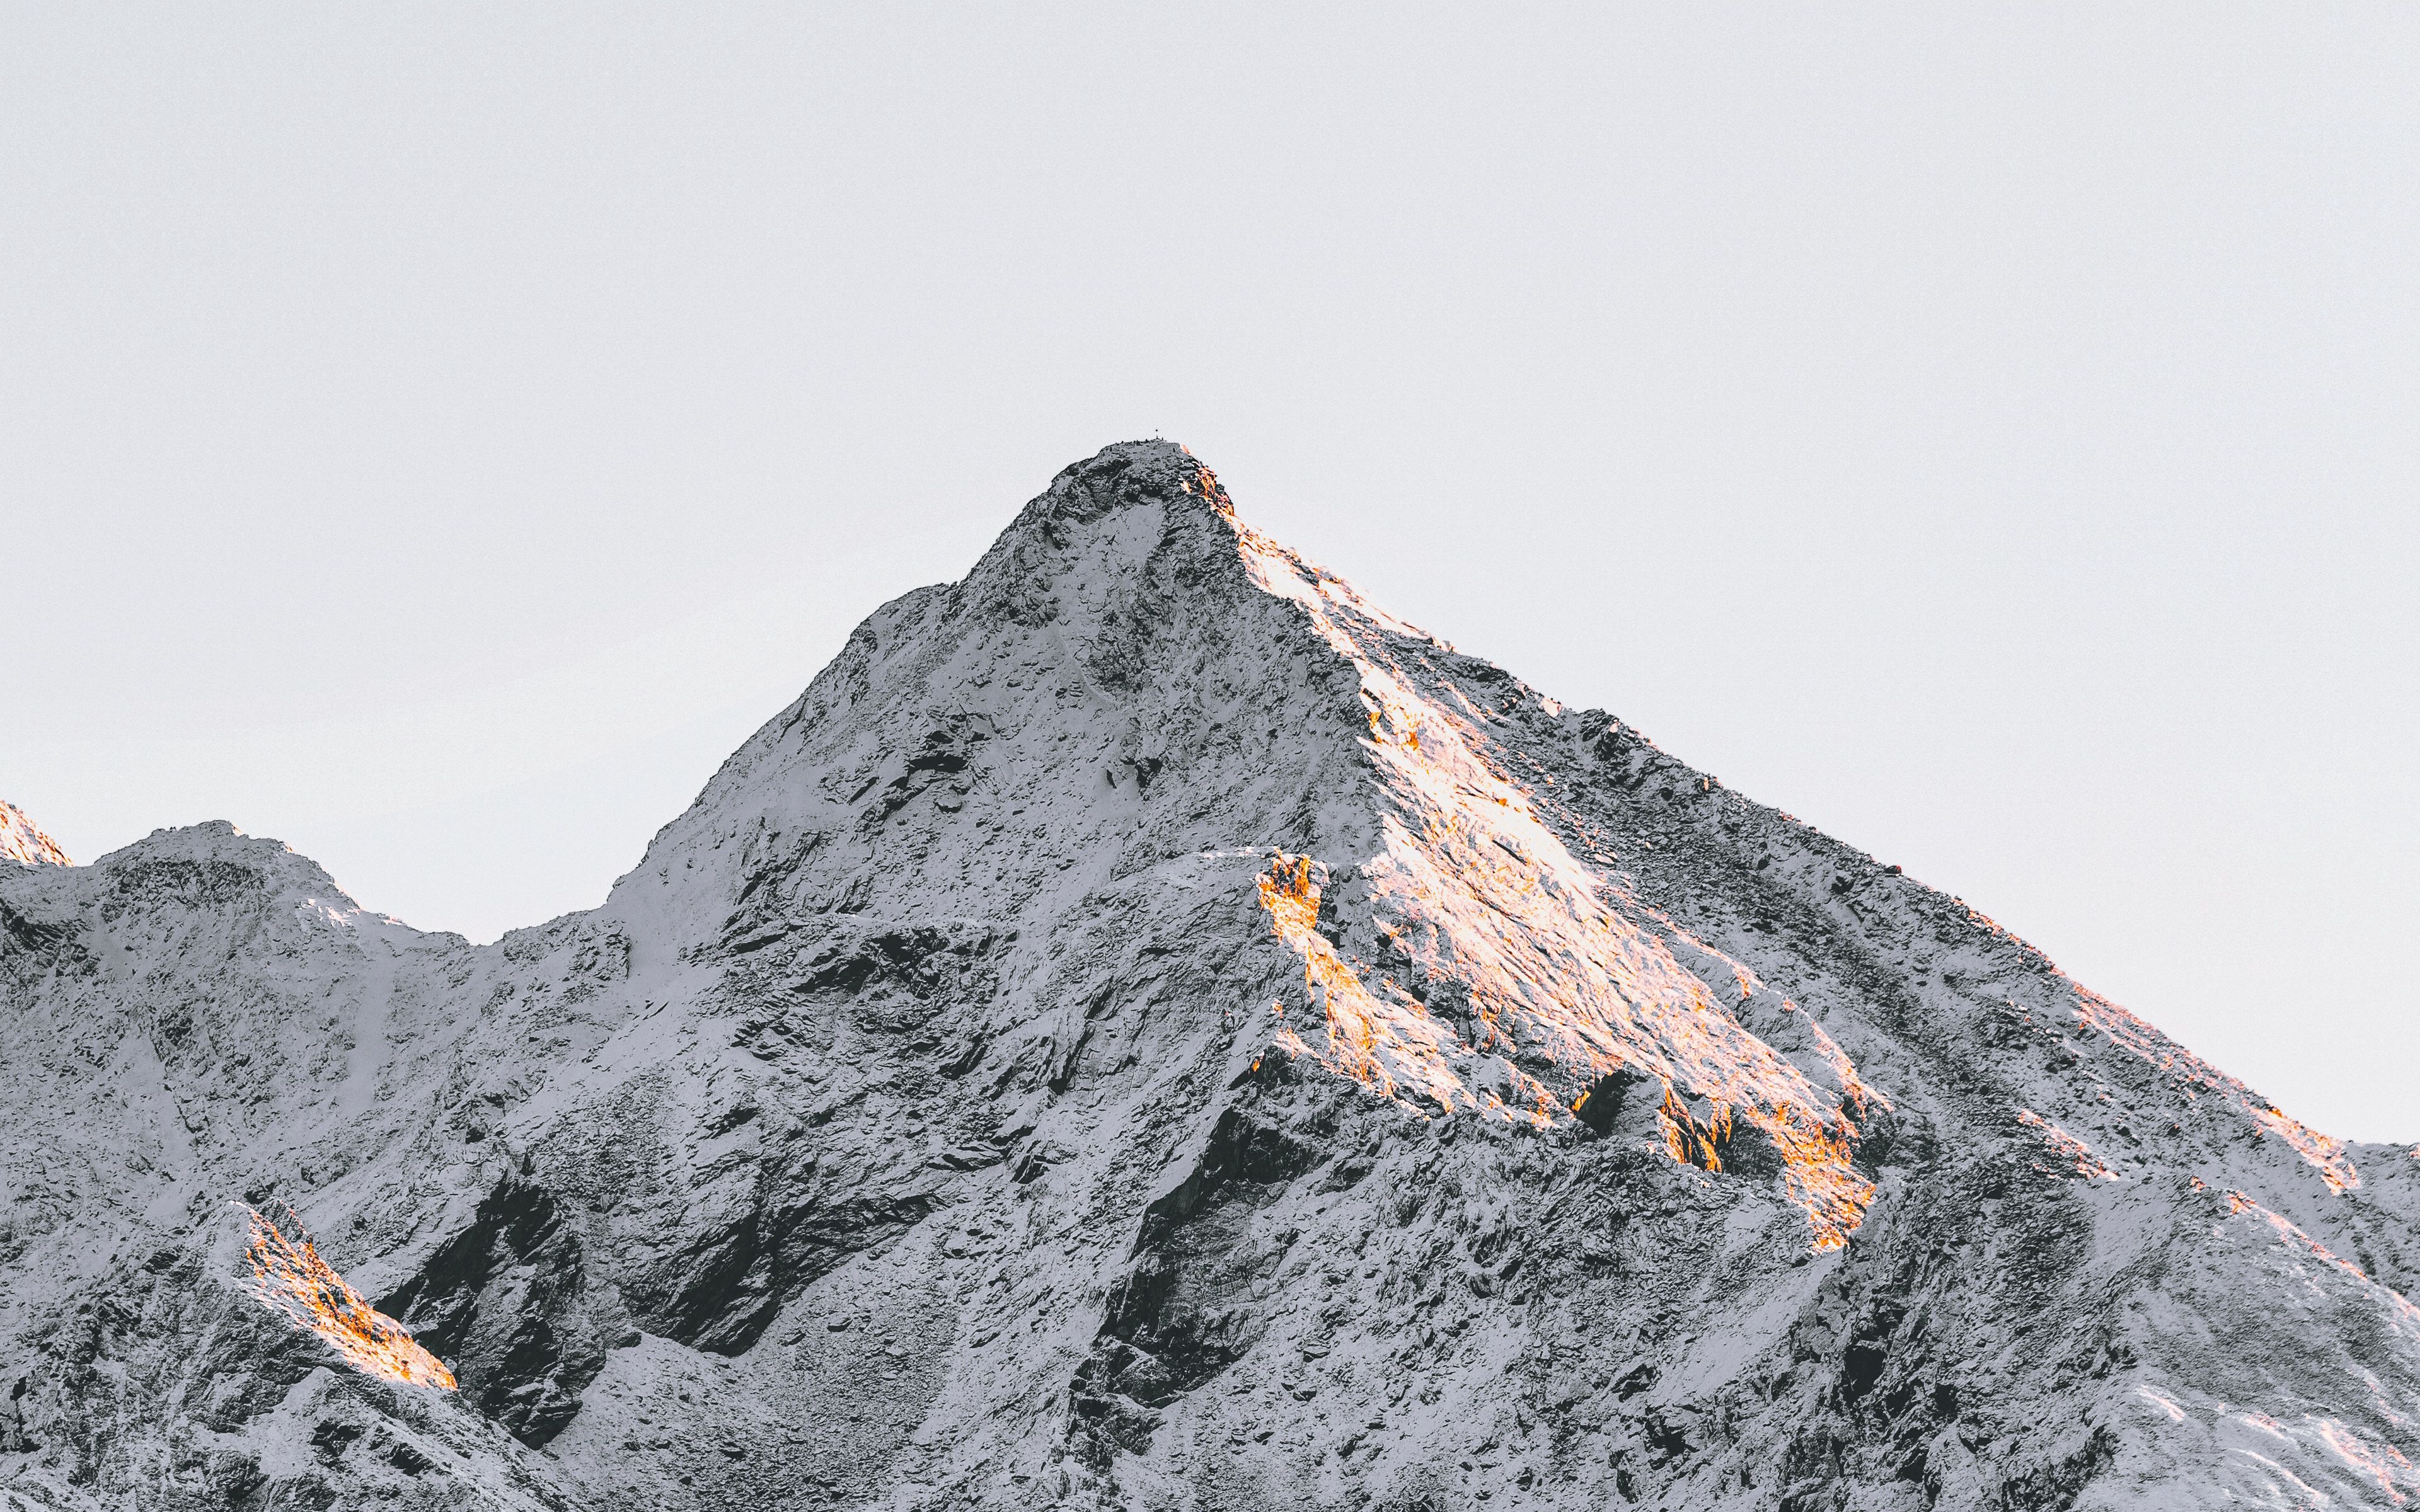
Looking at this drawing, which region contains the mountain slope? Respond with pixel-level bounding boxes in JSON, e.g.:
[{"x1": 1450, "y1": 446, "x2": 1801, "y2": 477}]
[
  {"x1": 1, "y1": 802, "x2": 71, "y2": 869},
  {"x1": 3, "y1": 440, "x2": 2415, "y2": 1511}
]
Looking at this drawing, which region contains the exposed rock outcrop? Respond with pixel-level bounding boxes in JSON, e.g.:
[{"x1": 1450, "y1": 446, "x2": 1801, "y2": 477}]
[{"x1": 0, "y1": 799, "x2": 71, "y2": 869}]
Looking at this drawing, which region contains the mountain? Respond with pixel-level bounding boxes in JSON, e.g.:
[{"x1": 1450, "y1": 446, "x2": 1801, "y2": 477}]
[
  {"x1": 0, "y1": 802, "x2": 71, "y2": 869},
  {"x1": 3, "y1": 440, "x2": 2416, "y2": 1512}
]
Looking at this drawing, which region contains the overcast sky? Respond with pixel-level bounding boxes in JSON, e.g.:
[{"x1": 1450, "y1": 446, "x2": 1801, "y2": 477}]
[{"x1": 4, "y1": 6, "x2": 2414, "y2": 1141}]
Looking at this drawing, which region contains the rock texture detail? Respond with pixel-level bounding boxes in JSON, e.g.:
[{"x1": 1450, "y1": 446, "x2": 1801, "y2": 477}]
[
  {"x1": 1, "y1": 801, "x2": 71, "y2": 869},
  {"x1": 3, "y1": 440, "x2": 2417, "y2": 1511}
]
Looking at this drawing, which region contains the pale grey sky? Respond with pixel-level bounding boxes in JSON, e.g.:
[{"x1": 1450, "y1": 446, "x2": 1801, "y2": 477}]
[{"x1": 4, "y1": 6, "x2": 2414, "y2": 1140}]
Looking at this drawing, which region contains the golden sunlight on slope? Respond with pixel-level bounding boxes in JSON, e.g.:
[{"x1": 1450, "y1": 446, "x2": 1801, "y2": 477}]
[
  {"x1": 243, "y1": 1206, "x2": 456, "y2": 1390},
  {"x1": 0, "y1": 799, "x2": 72, "y2": 868},
  {"x1": 2016, "y1": 1108, "x2": 2124, "y2": 1182},
  {"x1": 1234, "y1": 527, "x2": 1879, "y2": 1251},
  {"x1": 1257, "y1": 852, "x2": 1490, "y2": 1121}
]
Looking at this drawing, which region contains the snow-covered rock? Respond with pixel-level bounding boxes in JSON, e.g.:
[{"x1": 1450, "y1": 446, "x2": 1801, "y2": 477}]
[
  {"x1": 3, "y1": 440, "x2": 2415, "y2": 1511},
  {"x1": 0, "y1": 802, "x2": 70, "y2": 869}
]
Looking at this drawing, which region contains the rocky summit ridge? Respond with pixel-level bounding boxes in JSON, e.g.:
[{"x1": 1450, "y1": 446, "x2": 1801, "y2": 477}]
[
  {"x1": 1, "y1": 802, "x2": 71, "y2": 870},
  {"x1": 3, "y1": 440, "x2": 2417, "y2": 1511}
]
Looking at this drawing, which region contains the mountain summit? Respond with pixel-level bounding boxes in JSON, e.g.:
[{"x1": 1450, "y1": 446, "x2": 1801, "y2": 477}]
[
  {"x1": 0, "y1": 799, "x2": 70, "y2": 868},
  {"x1": 3, "y1": 441, "x2": 2416, "y2": 1511}
]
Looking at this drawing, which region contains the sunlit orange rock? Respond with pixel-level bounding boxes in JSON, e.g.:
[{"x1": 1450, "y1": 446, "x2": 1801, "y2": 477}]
[{"x1": 242, "y1": 1206, "x2": 456, "y2": 1392}]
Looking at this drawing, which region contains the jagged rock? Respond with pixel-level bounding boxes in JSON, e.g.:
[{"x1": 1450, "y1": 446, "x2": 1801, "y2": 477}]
[
  {"x1": 2, "y1": 440, "x2": 2416, "y2": 1509},
  {"x1": 0, "y1": 799, "x2": 71, "y2": 870},
  {"x1": 374, "y1": 1172, "x2": 607, "y2": 1446}
]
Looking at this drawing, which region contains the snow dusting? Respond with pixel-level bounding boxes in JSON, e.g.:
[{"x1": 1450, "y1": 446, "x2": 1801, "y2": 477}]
[{"x1": 2, "y1": 440, "x2": 2415, "y2": 1509}]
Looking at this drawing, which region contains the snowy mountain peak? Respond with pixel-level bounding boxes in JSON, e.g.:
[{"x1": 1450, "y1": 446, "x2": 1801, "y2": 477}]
[
  {"x1": 93, "y1": 818, "x2": 364, "y2": 913},
  {"x1": 4, "y1": 443, "x2": 2419, "y2": 1510},
  {"x1": 0, "y1": 798, "x2": 71, "y2": 867},
  {"x1": 1037, "y1": 437, "x2": 1232, "y2": 524}
]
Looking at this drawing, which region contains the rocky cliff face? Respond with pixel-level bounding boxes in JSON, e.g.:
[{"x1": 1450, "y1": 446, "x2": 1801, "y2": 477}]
[{"x1": 4, "y1": 441, "x2": 2417, "y2": 1511}]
